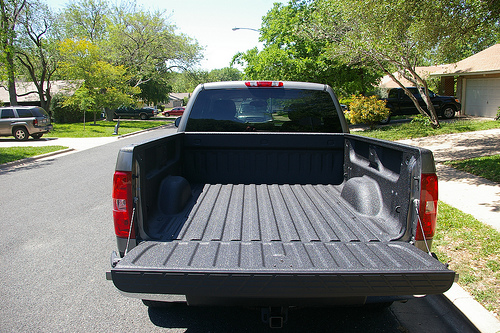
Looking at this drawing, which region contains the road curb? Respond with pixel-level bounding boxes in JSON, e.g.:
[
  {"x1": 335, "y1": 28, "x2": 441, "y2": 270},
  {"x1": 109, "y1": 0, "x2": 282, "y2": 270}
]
[
  {"x1": 0, "y1": 148, "x2": 75, "y2": 170},
  {"x1": 444, "y1": 283, "x2": 500, "y2": 333}
]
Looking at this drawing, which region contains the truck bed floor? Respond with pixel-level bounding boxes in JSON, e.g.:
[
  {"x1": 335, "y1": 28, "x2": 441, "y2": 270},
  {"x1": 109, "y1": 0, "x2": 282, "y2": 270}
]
[{"x1": 151, "y1": 183, "x2": 396, "y2": 244}]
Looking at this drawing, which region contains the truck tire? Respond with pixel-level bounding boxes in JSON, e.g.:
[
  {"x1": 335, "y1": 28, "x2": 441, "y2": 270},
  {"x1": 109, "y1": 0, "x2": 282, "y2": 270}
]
[
  {"x1": 379, "y1": 116, "x2": 391, "y2": 124},
  {"x1": 13, "y1": 127, "x2": 29, "y2": 141},
  {"x1": 442, "y1": 105, "x2": 456, "y2": 119}
]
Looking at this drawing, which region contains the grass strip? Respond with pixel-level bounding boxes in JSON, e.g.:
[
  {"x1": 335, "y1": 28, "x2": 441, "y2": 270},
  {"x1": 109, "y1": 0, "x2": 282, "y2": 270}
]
[
  {"x1": 0, "y1": 146, "x2": 69, "y2": 164},
  {"x1": 45, "y1": 120, "x2": 169, "y2": 138},
  {"x1": 444, "y1": 155, "x2": 500, "y2": 183},
  {"x1": 354, "y1": 119, "x2": 500, "y2": 141},
  {"x1": 434, "y1": 201, "x2": 500, "y2": 316}
]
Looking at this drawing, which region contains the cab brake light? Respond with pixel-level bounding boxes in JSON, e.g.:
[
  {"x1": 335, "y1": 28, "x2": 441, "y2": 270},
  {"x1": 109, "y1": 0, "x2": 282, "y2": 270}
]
[
  {"x1": 245, "y1": 81, "x2": 283, "y2": 87},
  {"x1": 112, "y1": 171, "x2": 135, "y2": 238},
  {"x1": 416, "y1": 173, "x2": 438, "y2": 241}
]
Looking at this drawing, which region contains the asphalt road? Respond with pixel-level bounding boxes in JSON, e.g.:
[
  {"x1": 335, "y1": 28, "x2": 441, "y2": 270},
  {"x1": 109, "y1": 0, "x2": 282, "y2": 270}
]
[{"x1": 0, "y1": 127, "x2": 480, "y2": 332}]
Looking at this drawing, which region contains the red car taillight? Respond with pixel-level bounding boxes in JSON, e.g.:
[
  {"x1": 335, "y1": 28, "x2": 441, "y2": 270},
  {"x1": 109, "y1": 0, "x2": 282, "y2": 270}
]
[
  {"x1": 112, "y1": 171, "x2": 135, "y2": 238},
  {"x1": 33, "y1": 119, "x2": 38, "y2": 126},
  {"x1": 416, "y1": 173, "x2": 438, "y2": 241}
]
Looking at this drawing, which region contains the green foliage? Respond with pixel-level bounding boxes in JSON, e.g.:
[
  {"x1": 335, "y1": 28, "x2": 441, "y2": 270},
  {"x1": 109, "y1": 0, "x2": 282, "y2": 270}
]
[
  {"x1": 207, "y1": 67, "x2": 242, "y2": 82},
  {"x1": 57, "y1": 39, "x2": 138, "y2": 122},
  {"x1": 410, "y1": 114, "x2": 432, "y2": 127},
  {"x1": 232, "y1": 2, "x2": 382, "y2": 97},
  {"x1": 346, "y1": 95, "x2": 390, "y2": 128},
  {"x1": 51, "y1": 94, "x2": 90, "y2": 123},
  {"x1": 496, "y1": 107, "x2": 500, "y2": 121}
]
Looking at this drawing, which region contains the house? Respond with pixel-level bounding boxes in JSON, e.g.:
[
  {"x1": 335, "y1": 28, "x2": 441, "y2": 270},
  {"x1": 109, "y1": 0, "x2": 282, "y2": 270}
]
[
  {"x1": 431, "y1": 44, "x2": 500, "y2": 118},
  {"x1": 165, "y1": 93, "x2": 191, "y2": 108}
]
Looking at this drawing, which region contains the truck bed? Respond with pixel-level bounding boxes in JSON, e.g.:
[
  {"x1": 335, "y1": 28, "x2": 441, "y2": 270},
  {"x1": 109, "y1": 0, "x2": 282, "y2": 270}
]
[{"x1": 111, "y1": 133, "x2": 454, "y2": 303}]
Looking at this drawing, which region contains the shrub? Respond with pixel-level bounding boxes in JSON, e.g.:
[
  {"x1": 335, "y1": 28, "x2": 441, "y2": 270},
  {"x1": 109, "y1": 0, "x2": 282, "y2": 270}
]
[
  {"x1": 496, "y1": 107, "x2": 500, "y2": 121},
  {"x1": 411, "y1": 114, "x2": 432, "y2": 126},
  {"x1": 346, "y1": 95, "x2": 390, "y2": 128},
  {"x1": 51, "y1": 94, "x2": 92, "y2": 123}
]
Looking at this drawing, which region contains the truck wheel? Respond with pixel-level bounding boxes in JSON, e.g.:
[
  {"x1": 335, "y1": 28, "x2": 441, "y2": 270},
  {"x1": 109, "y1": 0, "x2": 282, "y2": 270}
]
[
  {"x1": 442, "y1": 106, "x2": 456, "y2": 119},
  {"x1": 140, "y1": 113, "x2": 148, "y2": 120},
  {"x1": 13, "y1": 127, "x2": 29, "y2": 141},
  {"x1": 379, "y1": 116, "x2": 391, "y2": 125}
]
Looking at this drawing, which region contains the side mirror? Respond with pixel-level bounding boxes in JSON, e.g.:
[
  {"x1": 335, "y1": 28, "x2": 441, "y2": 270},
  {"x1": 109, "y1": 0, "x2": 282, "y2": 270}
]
[{"x1": 174, "y1": 117, "x2": 182, "y2": 127}]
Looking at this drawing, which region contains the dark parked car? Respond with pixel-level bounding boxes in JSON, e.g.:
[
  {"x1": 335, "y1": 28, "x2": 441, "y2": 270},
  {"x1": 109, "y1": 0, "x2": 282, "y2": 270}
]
[
  {"x1": 381, "y1": 87, "x2": 461, "y2": 123},
  {"x1": 0, "y1": 106, "x2": 53, "y2": 140},
  {"x1": 162, "y1": 107, "x2": 185, "y2": 117},
  {"x1": 114, "y1": 106, "x2": 158, "y2": 120}
]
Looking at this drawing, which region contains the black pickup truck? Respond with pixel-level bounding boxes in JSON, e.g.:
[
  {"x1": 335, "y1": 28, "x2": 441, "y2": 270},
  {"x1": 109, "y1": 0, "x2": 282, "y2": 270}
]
[
  {"x1": 107, "y1": 81, "x2": 455, "y2": 327},
  {"x1": 381, "y1": 87, "x2": 461, "y2": 123},
  {"x1": 113, "y1": 106, "x2": 158, "y2": 120}
]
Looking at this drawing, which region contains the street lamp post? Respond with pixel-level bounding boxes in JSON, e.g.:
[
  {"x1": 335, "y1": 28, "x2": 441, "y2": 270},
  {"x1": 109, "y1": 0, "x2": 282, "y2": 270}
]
[{"x1": 232, "y1": 27, "x2": 260, "y2": 32}]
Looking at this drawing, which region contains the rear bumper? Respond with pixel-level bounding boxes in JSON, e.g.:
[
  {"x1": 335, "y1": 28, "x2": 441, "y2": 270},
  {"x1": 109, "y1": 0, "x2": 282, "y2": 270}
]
[
  {"x1": 110, "y1": 241, "x2": 455, "y2": 305},
  {"x1": 31, "y1": 124, "x2": 53, "y2": 134}
]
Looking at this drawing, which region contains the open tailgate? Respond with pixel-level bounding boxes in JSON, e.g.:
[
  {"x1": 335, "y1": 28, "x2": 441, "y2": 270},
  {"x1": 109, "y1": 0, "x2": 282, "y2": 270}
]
[{"x1": 111, "y1": 240, "x2": 455, "y2": 298}]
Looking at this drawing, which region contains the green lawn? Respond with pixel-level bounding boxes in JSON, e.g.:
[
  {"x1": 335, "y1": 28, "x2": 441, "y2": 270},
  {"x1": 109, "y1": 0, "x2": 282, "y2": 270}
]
[
  {"x1": 0, "y1": 146, "x2": 69, "y2": 164},
  {"x1": 444, "y1": 155, "x2": 500, "y2": 183},
  {"x1": 434, "y1": 202, "x2": 500, "y2": 316},
  {"x1": 354, "y1": 119, "x2": 500, "y2": 141},
  {"x1": 45, "y1": 120, "x2": 170, "y2": 138}
]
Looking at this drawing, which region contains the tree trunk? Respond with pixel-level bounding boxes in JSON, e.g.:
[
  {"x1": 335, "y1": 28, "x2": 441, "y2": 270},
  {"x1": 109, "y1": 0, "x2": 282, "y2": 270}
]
[{"x1": 5, "y1": 47, "x2": 18, "y2": 106}]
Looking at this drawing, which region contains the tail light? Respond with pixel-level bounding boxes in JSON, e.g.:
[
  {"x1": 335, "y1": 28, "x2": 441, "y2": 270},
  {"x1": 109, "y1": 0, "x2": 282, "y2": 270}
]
[
  {"x1": 245, "y1": 81, "x2": 283, "y2": 87},
  {"x1": 33, "y1": 119, "x2": 38, "y2": 126},
  {"x1": 416, "y1": 173, "x2": 438, "y2": 241},
  {"x1": 113, "y1": 171, "x2": 135, "y2": 238}
]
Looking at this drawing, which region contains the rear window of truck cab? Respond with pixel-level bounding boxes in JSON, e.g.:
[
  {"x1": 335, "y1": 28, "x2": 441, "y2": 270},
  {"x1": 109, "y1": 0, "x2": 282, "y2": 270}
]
[{"x1": 185, "y1": 88, "x2": 343, "y2": 133}]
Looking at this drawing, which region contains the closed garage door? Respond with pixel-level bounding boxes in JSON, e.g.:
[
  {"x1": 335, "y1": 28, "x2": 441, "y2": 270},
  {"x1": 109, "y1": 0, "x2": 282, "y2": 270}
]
[{"x1": 465, "y1": 78, "x2": 500, "y2": 117}]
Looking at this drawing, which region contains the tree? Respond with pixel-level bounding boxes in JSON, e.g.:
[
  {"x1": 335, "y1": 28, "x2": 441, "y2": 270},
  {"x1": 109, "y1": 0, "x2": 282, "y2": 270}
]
[
  {"x1": 58, "y1": 39, "x2": 138, "y2": 124},
  {"x1": 232, "y1": 1, "x2": 381, "y2": 96},
  {"x1": 60, "y1": 0, "x2": 109, "y2": 42},
  {"x1": 310, "y1": 0, "x2": 500, "y2": 128},
  {"x1": 0, "y1": 0, "x2": 26, "y2": 106},
  {"x1": 208, "y1": 67, "x2": 242, "y2": 82},
  {"x1": 16, "y1": 1, "x2": 59, "y2": 114},
  {"x1": 104, "y1": 2, "x2": 202, "y2": 102}
]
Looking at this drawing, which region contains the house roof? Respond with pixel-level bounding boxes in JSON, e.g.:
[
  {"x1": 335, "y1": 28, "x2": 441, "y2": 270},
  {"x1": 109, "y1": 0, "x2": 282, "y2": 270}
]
[
  {"x1": 378, "y1": 66, "x2": 448, "y2": 88},
  {"x1": 169, "y1": 92, "x2": 190, "y2": 101},
  {"x1": 0, "y1": 80, "x2": 80, "y2": 104},
  {"x1": 431, "y1": 44, "x2": 500, "y2": 77}
]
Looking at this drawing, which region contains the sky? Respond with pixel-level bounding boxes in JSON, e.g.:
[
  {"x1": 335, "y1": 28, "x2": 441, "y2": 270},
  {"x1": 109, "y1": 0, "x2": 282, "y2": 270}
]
[{"x1": 46, "y1": 0, "x2": 286, "y2": 71}]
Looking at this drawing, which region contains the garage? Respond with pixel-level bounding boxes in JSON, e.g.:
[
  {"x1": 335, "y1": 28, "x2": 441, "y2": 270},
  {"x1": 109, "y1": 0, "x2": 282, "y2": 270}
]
[
  {"x1": 431, "y1": 44, "x2": 500, "y2": 119},
  {"x1": 465, "y1": 78, "x2": 500, "y2": 117}
]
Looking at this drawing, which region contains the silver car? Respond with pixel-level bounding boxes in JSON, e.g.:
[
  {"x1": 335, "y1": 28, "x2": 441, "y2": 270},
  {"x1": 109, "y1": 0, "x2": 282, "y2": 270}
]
[{"x1": 0, "y1": 106, "x2": 53, "y2": 141}]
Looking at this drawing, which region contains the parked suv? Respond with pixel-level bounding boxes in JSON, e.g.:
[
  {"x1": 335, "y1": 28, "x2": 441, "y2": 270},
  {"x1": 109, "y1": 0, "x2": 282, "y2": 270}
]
[
  {"x1": 0, "y1": 106, "x2": 53, "y2": 141},
  {"x1": 381, "y1": 87, "x2": 461, "y2": 123}
]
